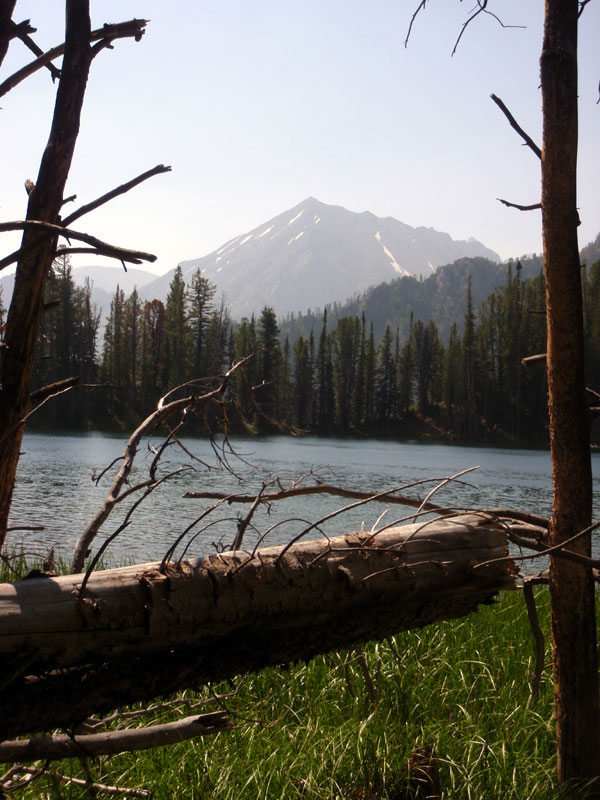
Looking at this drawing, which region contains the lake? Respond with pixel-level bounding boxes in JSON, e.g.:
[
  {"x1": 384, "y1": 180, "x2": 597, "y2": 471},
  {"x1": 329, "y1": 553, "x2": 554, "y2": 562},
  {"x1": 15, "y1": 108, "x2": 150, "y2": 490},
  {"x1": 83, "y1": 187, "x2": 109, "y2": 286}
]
[{"x1": 6, "y1": 432, "x2": 600, "y2": 568}]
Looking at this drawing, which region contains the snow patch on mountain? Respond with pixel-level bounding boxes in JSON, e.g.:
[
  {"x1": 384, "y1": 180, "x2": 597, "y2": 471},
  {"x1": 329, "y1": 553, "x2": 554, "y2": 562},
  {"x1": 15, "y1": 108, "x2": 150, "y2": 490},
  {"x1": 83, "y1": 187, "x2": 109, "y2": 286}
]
[
  {"x1": 287, "y1": 231, "x2": 305, "y2": 245},
  {"x1": 375, "y1": 231, "x2": 410, "y2": 277},
  {"x1": 287, "y1": 209, "x2": 304, "y2": 226}
]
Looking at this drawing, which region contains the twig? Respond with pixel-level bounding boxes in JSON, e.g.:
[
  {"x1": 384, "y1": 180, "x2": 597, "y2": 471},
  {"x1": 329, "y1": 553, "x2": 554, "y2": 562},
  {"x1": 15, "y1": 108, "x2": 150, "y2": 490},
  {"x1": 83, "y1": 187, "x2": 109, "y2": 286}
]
[
  {"x1": 4, "y1": 765, "x2": 149, "y2": 797},
  {"x1": 412, "y1": 466, "x2": 479, "y2": 522},
  {"x1": 497, "y1": 198, "x2": 542, "y2": 212},
  {"x1": 451, "y1": 1, "x2": 525, "y2": 57},
  {"x1": 230, "y1": 480, "x2": 275, "y2": 551},
  {"x1": 404, "y1": 1, "x2": 429, "y2": 48},
  {"x1": 490, "y1": 93, "x2": 542, "y2": 159},
  {"x1": 522, "y1": 575, "x2": 547, "y2": 705},
  {"x1": 354, "y1": 646, "x2": 377, "y2": 706}
]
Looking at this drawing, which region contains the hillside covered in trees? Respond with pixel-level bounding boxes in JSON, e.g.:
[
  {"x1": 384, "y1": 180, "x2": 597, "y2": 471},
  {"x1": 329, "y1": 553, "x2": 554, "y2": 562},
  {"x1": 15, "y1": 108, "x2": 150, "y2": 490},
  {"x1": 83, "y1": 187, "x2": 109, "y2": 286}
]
[{"x1": 2, "y1": 248, "x2": 599, "y2": 446}]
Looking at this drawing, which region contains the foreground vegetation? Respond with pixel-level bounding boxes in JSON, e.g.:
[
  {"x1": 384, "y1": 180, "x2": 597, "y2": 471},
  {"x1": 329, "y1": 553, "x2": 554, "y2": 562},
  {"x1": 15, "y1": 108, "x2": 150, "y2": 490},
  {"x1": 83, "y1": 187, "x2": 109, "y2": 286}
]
[{"x1": 6, "y1": 583, "x2": 597, "y2": 799}]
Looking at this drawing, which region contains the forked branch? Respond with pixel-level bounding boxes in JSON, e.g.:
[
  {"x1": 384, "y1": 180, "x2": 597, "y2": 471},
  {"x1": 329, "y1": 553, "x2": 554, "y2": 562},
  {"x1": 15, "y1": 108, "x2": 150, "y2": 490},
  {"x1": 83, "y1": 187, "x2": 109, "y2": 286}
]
[
  {"x1": 0, "y1": 220, "x2": 156, "y2": 271},
  {"x1": 0, "y1": 18, "x2": 148, "y2": 98}
]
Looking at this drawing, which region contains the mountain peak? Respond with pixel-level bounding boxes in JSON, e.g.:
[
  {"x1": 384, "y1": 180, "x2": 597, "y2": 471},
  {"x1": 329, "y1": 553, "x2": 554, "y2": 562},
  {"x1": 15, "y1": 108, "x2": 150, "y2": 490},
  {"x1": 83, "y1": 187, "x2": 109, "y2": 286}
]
[{"x1": 141, "y1": 199, "x2": 500, "y2": 318}]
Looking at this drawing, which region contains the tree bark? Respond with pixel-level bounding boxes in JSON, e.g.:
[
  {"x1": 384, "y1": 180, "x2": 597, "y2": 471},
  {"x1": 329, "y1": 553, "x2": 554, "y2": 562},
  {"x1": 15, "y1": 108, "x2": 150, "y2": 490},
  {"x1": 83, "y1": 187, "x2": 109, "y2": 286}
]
[
  {"x1": 0, "y1": 514, "x2": 516, "y2": 738},
  {"x1": 0, "y1": 2, "x2": 92, "y2": 548},
  {"x1": 541, "y1": 0, "x2": 600, "y2": 785}
]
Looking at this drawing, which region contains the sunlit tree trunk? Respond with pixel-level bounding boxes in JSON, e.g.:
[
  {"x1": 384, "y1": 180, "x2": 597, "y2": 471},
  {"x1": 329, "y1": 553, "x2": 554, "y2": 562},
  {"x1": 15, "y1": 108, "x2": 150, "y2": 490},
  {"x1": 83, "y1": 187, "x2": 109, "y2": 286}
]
[{"x1": 541, "y1": 0, "x2": 600, "y2": 786}]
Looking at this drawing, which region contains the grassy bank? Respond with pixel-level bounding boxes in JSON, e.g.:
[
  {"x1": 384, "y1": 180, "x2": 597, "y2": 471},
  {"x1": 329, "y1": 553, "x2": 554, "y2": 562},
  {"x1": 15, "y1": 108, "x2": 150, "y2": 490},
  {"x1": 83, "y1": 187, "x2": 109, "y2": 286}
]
[{"x1": 5, "y1": 584, "x2": 589, "y2": 799}]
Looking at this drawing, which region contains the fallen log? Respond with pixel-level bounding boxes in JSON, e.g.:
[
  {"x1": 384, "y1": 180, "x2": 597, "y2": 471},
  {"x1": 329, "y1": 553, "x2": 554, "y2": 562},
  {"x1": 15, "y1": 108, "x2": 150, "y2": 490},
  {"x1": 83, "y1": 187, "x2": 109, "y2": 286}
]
[{"x1": 0, "y1": 513, "x2": 517, "y2": 738}]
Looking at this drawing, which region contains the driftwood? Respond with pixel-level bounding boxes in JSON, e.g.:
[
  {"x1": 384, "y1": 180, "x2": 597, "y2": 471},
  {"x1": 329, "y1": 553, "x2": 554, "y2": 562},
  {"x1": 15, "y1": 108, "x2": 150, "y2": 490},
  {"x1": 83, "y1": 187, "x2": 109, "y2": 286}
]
[{"x1": 0, "y1": 513, "x2": 516, "y2": 738}]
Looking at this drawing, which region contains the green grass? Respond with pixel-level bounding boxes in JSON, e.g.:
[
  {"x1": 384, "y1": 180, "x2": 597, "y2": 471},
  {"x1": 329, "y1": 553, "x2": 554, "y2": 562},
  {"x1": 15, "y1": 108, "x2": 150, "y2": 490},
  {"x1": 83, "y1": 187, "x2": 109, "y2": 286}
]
[{"x1": 7, "y1": 585, "x2": 591, "y2": 799}]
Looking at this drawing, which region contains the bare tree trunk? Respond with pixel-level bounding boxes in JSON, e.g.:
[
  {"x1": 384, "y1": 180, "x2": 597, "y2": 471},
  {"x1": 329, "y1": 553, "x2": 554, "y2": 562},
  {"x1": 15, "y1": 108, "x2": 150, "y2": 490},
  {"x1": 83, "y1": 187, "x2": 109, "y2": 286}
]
[
  {"x1": 541, "y1": 0, "x2": 600, "y2": 785},
  {"x1": 0, "y1": 515, "x2": 516, "y2": 738},
  {"x1": 0, "y1": 2, "x2": 92, "y2": 547}
]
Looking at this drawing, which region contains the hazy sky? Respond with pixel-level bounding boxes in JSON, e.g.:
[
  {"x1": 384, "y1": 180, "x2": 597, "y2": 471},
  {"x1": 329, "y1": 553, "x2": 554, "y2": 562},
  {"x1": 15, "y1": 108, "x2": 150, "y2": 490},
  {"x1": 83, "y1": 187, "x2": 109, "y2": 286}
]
[{"x1": 3, "y1": 1, "x2": 599, "y2": 276}]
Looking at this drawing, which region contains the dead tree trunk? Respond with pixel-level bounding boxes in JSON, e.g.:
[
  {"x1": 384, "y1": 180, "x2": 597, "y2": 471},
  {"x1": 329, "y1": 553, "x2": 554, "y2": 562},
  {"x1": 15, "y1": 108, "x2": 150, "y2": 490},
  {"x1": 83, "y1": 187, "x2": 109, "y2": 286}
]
[
  {"x1": 0, "y1": 514, "x2": 516, "y2": 738},
  {"x1": 0, "y1": 2, "x2": 92, "y2": 548},
  {"x1": 541, "y1": 0, "x2": 600, "y2": 785}
]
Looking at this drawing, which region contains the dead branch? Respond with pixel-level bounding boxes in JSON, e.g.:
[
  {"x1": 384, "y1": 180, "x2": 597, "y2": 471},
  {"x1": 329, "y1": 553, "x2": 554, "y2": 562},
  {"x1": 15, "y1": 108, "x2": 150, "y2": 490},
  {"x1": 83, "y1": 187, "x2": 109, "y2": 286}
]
[
  {"x1": 185, "y1": 481, "x2": 449, "y2": 512},
  {"x1": 48, "y1": 247, "x2": 146, "y2": 265},
  {"x1": 6, "y1": 764, "x2": 152, "y2": 797},
  {"x1": 0, "y1": 220, "x2": 156, "y2": 271},
  {"x1": 522, "y1": 353, "x2": 547, "y2": 365},
  {"x1": 404, "y1": 1, "x2": 524, "y2": 56},
  {"x1": 9, "y1": 19, "x2": 62, "y2": 81},
  {"x1": 0, "y1": 712, "x2": 232, "y2": 763},
  {"x1": 78, "y1": 691, "x2": 238, "y2": 733},
  {"x1": 62, "y1": 164, "x2": 172, "y2": 227},
  {"x1": 412, "y1": 466, "x2": 479, "y2": 521},
  {"x1": 0, "y1": 18, "x2": 148, "y2": 98},
  {"x1": 490, "y1": 93, "x2": 542, "y2": 159},
  {"x1": 404, "y1": 1, "x2": 428, "y2": 48},
  {"x1": 497, "y1": 198, "x2": 542, "y2": 211},
  {"x1": 17, "y1": 764, "x2": 152, "y2": 797},
  {"x1": 522, "y1": 573, "x2": 548, "y2": 705},
  {"x1": 475, "y1": 519, "x2": 600, "y2": 572},
  {"x1": 0, "y1": 380, "x2": 101, "y2": 448},
  {"x1": 29, "y1": 375, "x2": 80, "y2": 404},
  {"x1": 71, "y1": 360, "x2": 248, "y2": 573},
  {"x1": 451, "y1": 2, "x2": 525, "y2": 57},
  {"x1": 231, "y1": 480, "x2": 276, "y2": 551},
  {"x1": 184, "y1": 484, "x2": 550, "y2": 529}
]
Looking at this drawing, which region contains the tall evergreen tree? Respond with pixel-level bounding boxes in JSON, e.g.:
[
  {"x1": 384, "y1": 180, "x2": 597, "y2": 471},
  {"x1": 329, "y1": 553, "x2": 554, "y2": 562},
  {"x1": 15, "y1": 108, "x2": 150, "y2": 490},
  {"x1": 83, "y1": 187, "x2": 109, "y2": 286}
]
[
  {"x1": 375, "y1": 324, "x2": 396, "y2": 426},
  {"x1": 292, "y1": 335, "x2": 313, "y2": 429},
  {"x1": 163, "y1": 265, "x2": 189, "y2": 390},
  {"x1": 140, "y1": 299, "x2": 166, "y2": 411},
  {"x1": 315, "y1": 309, "x2": 335, "y2": 433},
  {"x1": 332, "y1": 317, "x2": 359, "y2": 431},
  {"x1": 256, "y1": 307, "x2": 281, "y2": 427},
  {"x1": 188, "y1": 269, "x2": 216, "y2": 379}
]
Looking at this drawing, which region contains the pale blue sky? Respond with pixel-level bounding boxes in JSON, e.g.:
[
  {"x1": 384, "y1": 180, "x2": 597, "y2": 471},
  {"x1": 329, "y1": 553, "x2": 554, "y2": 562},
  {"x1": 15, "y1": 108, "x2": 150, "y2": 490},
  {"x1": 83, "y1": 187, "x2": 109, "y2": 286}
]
[{"x1": 3, "y1": 1, "x2": 599, "y2": 275}]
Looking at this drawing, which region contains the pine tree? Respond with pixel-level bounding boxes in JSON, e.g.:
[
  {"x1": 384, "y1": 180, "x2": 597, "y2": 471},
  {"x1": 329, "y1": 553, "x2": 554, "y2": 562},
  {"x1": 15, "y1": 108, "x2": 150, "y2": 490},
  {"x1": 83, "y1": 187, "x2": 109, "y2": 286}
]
[
  {"x1": 233, "y1": 315, "x2": 258, "y2": 426},
  {"x1": 140, "y1": 299, "x2": 166, "y2": 410},
  {"x1": 397, "y1": 313, "x2": 414, "y2": 415},
  {"x1": 375, "y1": 324, "x2": 396, "y2": 427},
  {"x1": 187, "y1": 269, "x2": 216, "y2": 379},
  {"x1": 292, "y1": 335, "x2": 313, "y2": 429},
  {"x1": 163, "y1": 265, "x2": 189, "y2": 390},
  {"x1": 332, "y1": 317, "x2": 359, "y2": 431},
  {"x1": 256, "y1": 307, "x2": 281, "y2": 427},
  {"x1": 315, "y1": 309, "x2": 335, "y2": 433}
]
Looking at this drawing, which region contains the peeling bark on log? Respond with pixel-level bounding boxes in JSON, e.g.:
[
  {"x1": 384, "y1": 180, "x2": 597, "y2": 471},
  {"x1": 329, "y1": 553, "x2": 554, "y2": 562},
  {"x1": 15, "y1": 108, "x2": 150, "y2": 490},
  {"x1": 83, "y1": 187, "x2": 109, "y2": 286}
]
[{"x1": 0, "y1": 514, "x2": 516, "y2": 738}]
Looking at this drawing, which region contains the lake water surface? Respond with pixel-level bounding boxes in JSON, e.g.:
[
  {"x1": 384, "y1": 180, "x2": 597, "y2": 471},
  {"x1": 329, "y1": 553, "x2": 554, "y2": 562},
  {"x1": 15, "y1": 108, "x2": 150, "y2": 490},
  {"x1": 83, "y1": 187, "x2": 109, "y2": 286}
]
[{"x1": 7, "y1": 432, "x2": 600, "y2": 567}]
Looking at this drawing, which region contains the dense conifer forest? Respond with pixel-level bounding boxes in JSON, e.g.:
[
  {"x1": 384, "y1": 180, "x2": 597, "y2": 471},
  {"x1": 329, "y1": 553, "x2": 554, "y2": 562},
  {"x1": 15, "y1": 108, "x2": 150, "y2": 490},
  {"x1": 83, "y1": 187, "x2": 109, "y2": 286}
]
[{"x1": 8, "y1": 247, "x2": 599, "y2": 447}]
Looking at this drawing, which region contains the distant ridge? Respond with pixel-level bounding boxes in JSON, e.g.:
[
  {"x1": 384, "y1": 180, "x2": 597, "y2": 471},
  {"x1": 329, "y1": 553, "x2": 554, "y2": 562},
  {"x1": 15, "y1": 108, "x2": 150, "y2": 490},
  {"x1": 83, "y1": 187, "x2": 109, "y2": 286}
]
[{"x1": 140, "y1": 197, "x2": 501, "y2": 318}]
